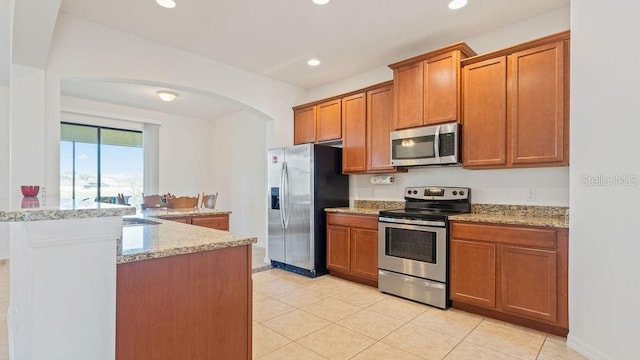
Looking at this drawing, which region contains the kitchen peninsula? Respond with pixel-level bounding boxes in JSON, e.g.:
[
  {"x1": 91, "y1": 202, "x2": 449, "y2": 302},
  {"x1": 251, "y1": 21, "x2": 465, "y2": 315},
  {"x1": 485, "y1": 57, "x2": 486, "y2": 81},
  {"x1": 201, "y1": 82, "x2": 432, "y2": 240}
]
[
  {"x1": 117, "y1": 215, "x2": 256, "y2": 359},
  {"x1": 1, "y1": 197, "x2": 134, "y2": 359},
  {"x1": 1, "y1": 198, "x2": 256, "y2": 360}
]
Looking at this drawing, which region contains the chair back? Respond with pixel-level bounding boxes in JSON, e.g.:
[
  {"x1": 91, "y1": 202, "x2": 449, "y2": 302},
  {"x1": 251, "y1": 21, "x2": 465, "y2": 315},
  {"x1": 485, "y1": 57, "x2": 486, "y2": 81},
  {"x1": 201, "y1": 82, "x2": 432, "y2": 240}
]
[
  {"x1": 201, "y1": 192, "x2": 218, "y2": 209},
  {"x1": 168, "y1": 195, "x2": 199, "y2": 209},
  {"x1": 142, "y1": 194, "x2": 162, "y2": 209}
]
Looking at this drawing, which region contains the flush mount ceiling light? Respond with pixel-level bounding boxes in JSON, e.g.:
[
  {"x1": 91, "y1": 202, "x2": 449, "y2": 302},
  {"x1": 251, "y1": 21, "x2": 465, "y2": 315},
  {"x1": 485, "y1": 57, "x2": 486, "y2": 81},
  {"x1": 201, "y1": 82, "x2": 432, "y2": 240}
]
[
  {"x1": 156, "y1": 0, "x2": 176, "y2": 9},
  {"x1": 312, "y1": 0, "x2": 330, "y2": 4},
  {"x1": 307, "y1": 59, "x2": 321, "y2": 66},
  {"x1": 156, "y1": 90, "x2": 179, "y2": 102},
  {"x1": 448, "y1": 0, "x2": 467, "y2": 10}
]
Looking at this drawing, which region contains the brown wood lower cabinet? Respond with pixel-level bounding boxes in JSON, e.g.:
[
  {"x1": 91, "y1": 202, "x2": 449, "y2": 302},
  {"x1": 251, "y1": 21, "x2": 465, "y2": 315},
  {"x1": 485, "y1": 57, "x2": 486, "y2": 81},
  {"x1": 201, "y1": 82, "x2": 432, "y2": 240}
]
[
  {"x1": 450, "y1": 221, "x2": 568, "y2": 336},
  {"x1": 116, "y1": 245, "x2": 252, "y2": 359},
  {"x1": 162, "y1": 214, "x2": 230, "y2": 231},
  {"x1": 326, "y1": 213, "x2": 378, "y2": 286}
]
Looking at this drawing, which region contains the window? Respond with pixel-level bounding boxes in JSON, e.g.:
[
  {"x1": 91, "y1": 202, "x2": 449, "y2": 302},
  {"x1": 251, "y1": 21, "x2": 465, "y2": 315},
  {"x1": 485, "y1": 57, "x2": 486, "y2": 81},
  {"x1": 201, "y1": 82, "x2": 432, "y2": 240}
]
[{"x1": 60, "y1": 123, "x2": 144, "y2": 207}]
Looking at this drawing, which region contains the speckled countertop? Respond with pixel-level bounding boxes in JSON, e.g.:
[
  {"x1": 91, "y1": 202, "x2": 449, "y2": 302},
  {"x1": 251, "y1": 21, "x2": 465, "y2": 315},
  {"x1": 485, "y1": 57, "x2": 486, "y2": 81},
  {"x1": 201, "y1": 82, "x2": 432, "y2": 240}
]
[
  {"x1": 449, "y1": 204, "x2": 569, "y2": 228},
  {"x1": 325, "y1": 200, "x2": 405, "y2": 216},
  {"x1": 143, "y1": 208, "x2": 232, "y2": 218},
  {"x1": 118, "y1": 214, "x2": 256, "y2": 264},
  {"x1": 0, "y1": 196, "x2": 135, "y2": 222}
]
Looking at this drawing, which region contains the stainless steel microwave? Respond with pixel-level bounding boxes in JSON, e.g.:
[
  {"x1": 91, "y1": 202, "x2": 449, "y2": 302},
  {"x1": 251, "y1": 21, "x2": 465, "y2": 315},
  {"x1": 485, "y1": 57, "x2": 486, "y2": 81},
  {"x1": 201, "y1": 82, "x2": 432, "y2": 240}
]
[{"x1": 390, "y1": 122, "x2": 460, "y2": 167}]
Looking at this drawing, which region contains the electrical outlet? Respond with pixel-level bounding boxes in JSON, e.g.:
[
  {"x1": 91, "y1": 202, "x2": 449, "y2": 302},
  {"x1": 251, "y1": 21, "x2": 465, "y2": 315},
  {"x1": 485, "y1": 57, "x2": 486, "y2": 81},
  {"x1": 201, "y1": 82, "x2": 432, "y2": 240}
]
[{"x1": 527, "y1": 188, "x2": 536, "y2": 202}]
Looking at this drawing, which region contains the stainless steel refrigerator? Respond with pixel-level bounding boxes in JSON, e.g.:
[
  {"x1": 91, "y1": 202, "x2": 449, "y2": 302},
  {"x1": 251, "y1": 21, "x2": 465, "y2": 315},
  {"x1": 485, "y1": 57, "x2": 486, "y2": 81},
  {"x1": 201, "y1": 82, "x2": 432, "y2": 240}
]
[{"x1": 268, "y1": 143, "x2": 349, "y2": 277}]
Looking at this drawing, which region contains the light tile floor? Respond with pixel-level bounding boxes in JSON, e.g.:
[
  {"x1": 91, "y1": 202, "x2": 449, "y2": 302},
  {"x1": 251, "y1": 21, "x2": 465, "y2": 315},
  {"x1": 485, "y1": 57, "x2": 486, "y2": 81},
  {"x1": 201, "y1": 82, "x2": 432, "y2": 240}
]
[
  {"x1": 252, "y1": 268, "x2": 586, "y2": 360},
  {"x1": 0, "y1": 261, "x2": 587, "y2": 360}
]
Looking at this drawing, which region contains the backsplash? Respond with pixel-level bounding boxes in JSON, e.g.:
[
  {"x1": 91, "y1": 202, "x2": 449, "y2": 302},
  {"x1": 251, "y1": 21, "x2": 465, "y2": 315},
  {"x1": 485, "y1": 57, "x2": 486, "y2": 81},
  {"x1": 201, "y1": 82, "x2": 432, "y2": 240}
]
[
  {"x1": 354, "y1": 200, "x2": 404, "y2": 209},
  {"x1": 350, "y1": 166, "x2": 570, "y2": 206}
]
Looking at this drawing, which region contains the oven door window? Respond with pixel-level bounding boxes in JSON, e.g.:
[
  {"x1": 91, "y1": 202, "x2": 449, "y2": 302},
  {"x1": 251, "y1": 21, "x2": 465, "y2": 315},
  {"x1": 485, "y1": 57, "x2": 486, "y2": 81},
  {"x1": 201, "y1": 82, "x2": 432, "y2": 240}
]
[
  {"x1": 385, "y1": 227, "x2": 436, "y2": 263},
  {"x1": 391, "y1": 135, "x2": 435, "y2": 160}
]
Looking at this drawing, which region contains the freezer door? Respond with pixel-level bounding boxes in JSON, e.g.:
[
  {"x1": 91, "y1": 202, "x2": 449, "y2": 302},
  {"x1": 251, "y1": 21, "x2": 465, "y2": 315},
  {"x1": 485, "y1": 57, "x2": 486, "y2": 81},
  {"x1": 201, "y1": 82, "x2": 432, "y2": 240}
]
[
  {"x1": 283, "y1": 144, "x2": 314, "y2": 270},
  {"x1": 267, "y1": 148, "x2": 285, "y2": 263}
]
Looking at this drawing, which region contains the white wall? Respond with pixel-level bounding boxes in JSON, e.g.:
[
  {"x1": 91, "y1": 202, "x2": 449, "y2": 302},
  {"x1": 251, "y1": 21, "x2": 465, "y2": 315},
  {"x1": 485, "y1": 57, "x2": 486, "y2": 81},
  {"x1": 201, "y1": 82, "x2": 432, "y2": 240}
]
[
  {"x1": 10, "y1": 65, "x2": 46, "y2": 197},
  {"x1": 305, "y1": 7, "x2": 570, "y2": 104},
  {"x1": 568, "y1": 2, "x2": 640, "y2": 359},
  {"x1": 306, "y1": 7, "x2": 571, "y2": 206},
  {"x1": 352, "y1": 166, "x2": 569, "y2": 206},
  {"x1": 61, "y1": 96, "x2": 214, "y2": 197},
  {"x1": 210, "y1": 111, "x2": 270, "y2": 247},
  {"x1": 44, "y1": 13, "x2": 304, "y2": 197},
  {"x1": 0, "y1": 85, "x2": 9, "y2": 259}
]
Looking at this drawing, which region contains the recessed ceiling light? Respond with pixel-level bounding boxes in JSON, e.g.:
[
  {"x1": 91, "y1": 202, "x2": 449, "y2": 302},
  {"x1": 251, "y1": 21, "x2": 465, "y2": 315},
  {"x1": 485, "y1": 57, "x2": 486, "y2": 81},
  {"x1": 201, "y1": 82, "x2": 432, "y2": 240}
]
[
  {"x1": 156, "y1": 0, "x2": 176, "y2": 9},
  {"x1": 307, "y1": 59, "x2": 321, "y2": 66},
  {"x1": 312, "y1": 0, "x2": 330, "y2": 4},
  {"x1": 448, "y1": 0, "x2": 467, "y2": 10},
  {"x1": 156, "y1": 90, "x2": 179, "y2": 102}
]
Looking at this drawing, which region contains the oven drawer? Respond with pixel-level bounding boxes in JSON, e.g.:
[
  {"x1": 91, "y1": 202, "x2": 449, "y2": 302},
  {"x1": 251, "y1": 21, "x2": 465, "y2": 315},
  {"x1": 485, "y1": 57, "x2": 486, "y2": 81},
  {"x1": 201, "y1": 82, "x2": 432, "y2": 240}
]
[{"x1": 378, "y1": 270, "x2": 447, "y2": 309}]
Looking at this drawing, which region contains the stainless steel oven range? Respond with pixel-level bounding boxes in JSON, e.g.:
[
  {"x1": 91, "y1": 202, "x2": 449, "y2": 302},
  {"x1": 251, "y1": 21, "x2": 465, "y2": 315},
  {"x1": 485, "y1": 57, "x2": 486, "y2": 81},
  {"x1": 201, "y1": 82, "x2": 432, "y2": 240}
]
[{"x1": 378, "y1": 186, "x2": 471, "y2": 309}]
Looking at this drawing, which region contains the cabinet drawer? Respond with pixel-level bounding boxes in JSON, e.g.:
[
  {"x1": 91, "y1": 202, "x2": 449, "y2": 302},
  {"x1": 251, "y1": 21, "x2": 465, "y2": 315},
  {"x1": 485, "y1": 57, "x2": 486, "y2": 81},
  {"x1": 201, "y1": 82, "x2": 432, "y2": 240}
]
[
  {"x1": 327, "y1": 213, "x2": 378, "y2": 229},
  {"x1": 451, "y1": 222, "x2": 557, "y2": 249},
  {"x1": 191, "y1": 215, "x2": 229, "y2": 231}
]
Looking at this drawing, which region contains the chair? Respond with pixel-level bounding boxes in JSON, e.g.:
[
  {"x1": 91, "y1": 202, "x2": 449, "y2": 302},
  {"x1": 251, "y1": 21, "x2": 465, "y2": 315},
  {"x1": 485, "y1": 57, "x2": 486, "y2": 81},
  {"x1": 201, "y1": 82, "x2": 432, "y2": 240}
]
[
  {"x1": 201, "y1": 192, "x2": 218, "y2": 209},
  {"x1": 116, "y1": 193, "x2": 127, "y2": 205},
  {"x1": 168, "y1": 195, "x2": 199, "y2": 209},
  {"x1": 142, "y1": 194, "x2": 162, "y2": 210}
]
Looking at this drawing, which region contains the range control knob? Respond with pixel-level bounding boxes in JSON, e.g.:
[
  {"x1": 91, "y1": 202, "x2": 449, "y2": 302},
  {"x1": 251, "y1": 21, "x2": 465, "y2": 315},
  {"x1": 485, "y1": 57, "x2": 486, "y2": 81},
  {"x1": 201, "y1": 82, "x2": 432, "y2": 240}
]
[
  {"x1": 407, "y1": 190, "x2": 412, "y2": 194},
  {"x1": 452, "y1": 191, "x2": 458, "y2": 196},
  {"x1": 413, "y1": 190, "x2": 418, "y2": 194},
  {"x1": 459, "y1": 191, "x2": 465, "y2": 196}
]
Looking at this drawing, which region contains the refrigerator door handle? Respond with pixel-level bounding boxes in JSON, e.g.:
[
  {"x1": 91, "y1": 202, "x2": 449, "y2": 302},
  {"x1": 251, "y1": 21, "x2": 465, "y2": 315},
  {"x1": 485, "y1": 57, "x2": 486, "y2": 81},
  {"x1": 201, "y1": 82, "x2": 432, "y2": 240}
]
[
  {"x1": 283, "y1": 161, "x2": 290, "y2": 229},
  {"x1": 279, "y1": 162, "x2": 286, "y2": 229}
]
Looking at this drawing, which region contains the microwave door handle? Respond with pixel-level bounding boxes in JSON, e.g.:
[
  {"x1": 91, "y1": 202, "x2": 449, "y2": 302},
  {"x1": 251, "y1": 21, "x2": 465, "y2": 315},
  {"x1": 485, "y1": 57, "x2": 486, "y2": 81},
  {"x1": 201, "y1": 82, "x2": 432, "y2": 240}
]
[{"x1": 434, "y1": 126, "x2": 440, "y2": 159}]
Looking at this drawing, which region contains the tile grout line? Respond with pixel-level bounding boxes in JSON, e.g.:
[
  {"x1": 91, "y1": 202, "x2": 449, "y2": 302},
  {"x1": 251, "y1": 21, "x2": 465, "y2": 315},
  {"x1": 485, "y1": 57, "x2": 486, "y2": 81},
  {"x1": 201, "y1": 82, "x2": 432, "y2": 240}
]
[
  {"x1": 534, "y1": 335, "x2": 549, "y2": 360},
  {"x1": 439, "y1": 316, "x2": 486, "y2": 359}
]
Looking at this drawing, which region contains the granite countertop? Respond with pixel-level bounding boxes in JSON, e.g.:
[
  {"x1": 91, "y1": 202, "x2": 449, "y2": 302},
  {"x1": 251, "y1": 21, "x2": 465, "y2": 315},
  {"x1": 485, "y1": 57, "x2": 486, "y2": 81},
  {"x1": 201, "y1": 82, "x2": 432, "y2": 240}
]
[
  {"x1": 143, "y1": 208, "x2": 232, "y2": 218},
  {"x1": 118, "y1": 215, "x2": 256, "y2": 264},
  {"x1": 325, "y1": 200, "x2": 404, "y2": 216},
  {"x1": 0, "y1": 196, "x2": 135, "y2": 222},
  {"x1": 449, "y1": 204, "x2": 569, "y2": 229}
]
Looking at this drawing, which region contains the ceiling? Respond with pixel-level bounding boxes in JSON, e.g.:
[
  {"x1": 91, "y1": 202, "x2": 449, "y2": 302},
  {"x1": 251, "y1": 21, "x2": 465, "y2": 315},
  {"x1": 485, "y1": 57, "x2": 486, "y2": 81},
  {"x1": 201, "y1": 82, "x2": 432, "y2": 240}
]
[
  {"x1": 56, "y1": 0, "x2": 569, "y2": 120},
  {"x1": 62, "y1": 78, "x2": 249, "y2": 120}
]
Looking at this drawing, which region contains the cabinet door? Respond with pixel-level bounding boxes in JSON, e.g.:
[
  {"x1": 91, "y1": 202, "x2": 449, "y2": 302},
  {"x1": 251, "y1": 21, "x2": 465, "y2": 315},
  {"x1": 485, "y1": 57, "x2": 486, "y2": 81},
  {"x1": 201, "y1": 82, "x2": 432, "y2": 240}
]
[
  {"x1": 294, "y1": 106, "x2": 316, "y2": 144},
  {"x1": 327, "y1": 225, "x2": 350, "y2": 273},
  {"x1": 462, "y1": 57, "x2": 508, "y2": 167},
  {"x1": 342, "y1": 93, "x2": 367, "y2": 173},
  {"x1": 500, "y1": 246, "x2": 558, "y2": 323},
  {"x1": 424, "y1": 51, "x2": 460, "y2": 125},
  {"x1": 393, "y1": 62, "x2": 424, "y2": 130},
  {"x1": 367, "y1": 85, "x2": 395, "y2": 172},
  {"x1": 350, "y1": 228, "x2": 378, "y2": 281},
  {"x1": 508, "y1": 41, "x2": 566, "y2": 165},
  {"x1": 316, "y1": 99, "x2": 342, "y2": 142},
  {"x1": 167, "y1": 217, "x2": 191, "y2": 224},
  {"x1": 191, "y1": 215, "x2": 229, "y2": 231},
  {"x1": 450, "y1": 239, "x2": 496, "y2": 308}
]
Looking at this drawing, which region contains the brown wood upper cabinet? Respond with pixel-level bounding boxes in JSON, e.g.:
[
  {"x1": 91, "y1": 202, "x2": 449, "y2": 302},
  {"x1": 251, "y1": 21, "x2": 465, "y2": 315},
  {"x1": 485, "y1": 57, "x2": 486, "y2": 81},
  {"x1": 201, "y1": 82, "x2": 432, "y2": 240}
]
[
  {"x1": 462, "y1": 31, "x2": 570, "y2": 169},
  {"x1": 341, "y1": 83, "x2": 404, "y2": 174},
  {"x1": 293, "y1": 100, "x2": 342, "y2": 144},
  {"x1": 389, "y1": 43, "x2": 476, "y2": 130}
]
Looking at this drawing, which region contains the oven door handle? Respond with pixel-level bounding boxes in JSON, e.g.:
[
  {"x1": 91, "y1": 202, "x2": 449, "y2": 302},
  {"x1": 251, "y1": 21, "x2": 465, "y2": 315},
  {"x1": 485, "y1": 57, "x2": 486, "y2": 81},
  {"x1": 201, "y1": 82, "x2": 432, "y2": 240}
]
[{"x1": 379, "y1": 216, "x2": 445, "y2": 227}]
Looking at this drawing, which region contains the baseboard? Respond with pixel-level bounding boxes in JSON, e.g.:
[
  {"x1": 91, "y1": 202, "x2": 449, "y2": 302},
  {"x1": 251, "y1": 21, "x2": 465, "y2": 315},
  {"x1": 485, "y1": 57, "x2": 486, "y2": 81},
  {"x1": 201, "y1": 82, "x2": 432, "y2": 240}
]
[{"x1": 567, "y1": 334, "x2": 613, "y2": 360}]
